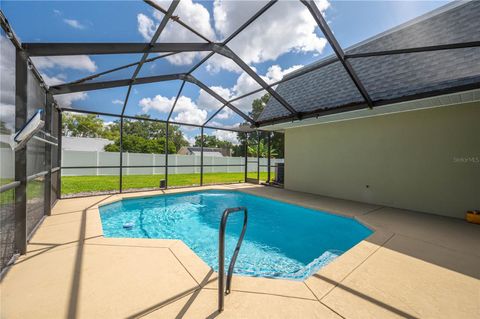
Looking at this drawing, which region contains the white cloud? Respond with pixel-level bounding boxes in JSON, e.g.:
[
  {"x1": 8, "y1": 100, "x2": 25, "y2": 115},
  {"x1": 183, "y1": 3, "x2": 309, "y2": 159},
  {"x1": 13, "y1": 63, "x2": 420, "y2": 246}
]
[
  {"x1": 156, "y1": 0, "x2": 215, "y2": 41},
  {"x1": 112, "y1": 99, "x2": 124, "y2": 105},
  {"x1": 208, "y1": 64, "x2": 303, "y2": 114},
  {"x1": 212, "y1": 130, "x2": 239, "y2": 145},
  {"x1": 208, "y1": 121, "x2": 240, "y2": 130},
  {"x1": 208, "y1": 0, "x2": 329, "y2": 72},
  {"x1": 63, "y1": 19, "x2": 86, "y2": 30},
  {"x1": 139, "y1": 94, "x2": 208, "y2": 125},
  {"x1": 174, "y1": 107, "x2": 207, "y2": 125},
  {"x1": 41, "y1": 73, "x2": 67, "y2": 86},
  {"x1": 205, "y1": 53, "x2": 242, "y2": 74},
  {"x1": 137, "y1": 62, "x2": 300, "y2": 126},
  {"x1": 31, "y1": 55, "x2": 97, "y2": 72},
  {"x1": 264, "y1": 64, "x2": 303, "y2": 84},
  {"x1": 209, "y1": 121, "x2": 224, "y2": 127},
  {"x1": 55, "y1": 92, "x2": 88, "y2": 108},
  {"x1": 139, "y1": 95, "x2": 175, "y2": 113},
  {"x1": 137, "y1": 0, "x2": 215, "y2": 65},
  {"x1": 213, "y1": 0, "x2": 267, "y2": 41},
  {"x1": 137, "y1": 0, "x2": 329, "y2": 74},
  {"x1": 173, "y1": 96, "x2": 198, "y2": 113},
  {"x1": 3, "y1": 35, "x2": 91, "y2": 112},
  {"x1": 137, "y1": 13, "x2": 156, "y2": 40},
  {"x1": 197, "y1": 85, "x2": 232, "y2": 111},
  {"x1": 216, "y1": 108, "x2": 232, "y2": 120},
  {"x1": 40, "y1": 73, "x2": 88, "y2": 108}
]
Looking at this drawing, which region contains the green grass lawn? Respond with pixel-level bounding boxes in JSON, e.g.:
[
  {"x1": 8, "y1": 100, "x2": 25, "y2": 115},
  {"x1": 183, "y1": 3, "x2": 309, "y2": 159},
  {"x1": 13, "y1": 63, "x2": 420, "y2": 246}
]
[
  {"x1": 0, "y1": 179, "x2": 44, "y2": 205},
  {"x1": 61, "y1": 172, "x2": 273, "y2": 195}
]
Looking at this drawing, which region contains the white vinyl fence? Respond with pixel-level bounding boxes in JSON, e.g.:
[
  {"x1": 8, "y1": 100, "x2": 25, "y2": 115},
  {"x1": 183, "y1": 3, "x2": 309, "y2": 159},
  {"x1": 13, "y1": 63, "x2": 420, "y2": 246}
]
[{"x1": 61, "y1": 150, "x2": 283, "y2": 176}]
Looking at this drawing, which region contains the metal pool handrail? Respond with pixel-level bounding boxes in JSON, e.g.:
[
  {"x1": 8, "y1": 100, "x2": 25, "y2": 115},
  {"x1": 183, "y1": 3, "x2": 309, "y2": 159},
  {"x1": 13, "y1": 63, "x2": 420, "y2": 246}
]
[{"x1": 218, "y1": 206, "x2": 248, "y2": 312}]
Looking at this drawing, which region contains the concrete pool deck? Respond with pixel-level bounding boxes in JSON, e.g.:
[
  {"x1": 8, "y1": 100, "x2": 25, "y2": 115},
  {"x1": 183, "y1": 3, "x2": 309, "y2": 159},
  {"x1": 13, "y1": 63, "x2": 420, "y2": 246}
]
[{"x1": 1, "y1": 184, "x2": 479, "y2": 318}]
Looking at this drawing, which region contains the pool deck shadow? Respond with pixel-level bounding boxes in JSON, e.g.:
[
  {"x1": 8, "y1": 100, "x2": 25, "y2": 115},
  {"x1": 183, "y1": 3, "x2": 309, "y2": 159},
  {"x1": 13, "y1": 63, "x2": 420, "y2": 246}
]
[{"x1": 1, "y1": 184, "x2": 479, "y2": 318}]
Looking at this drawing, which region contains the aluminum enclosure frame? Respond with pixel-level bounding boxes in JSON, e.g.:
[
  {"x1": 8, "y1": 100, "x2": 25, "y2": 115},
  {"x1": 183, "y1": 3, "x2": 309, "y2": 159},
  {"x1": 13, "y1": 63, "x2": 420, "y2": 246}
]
[{"x1": 1, "y1": 0, "x2": 479, "y2": 266}]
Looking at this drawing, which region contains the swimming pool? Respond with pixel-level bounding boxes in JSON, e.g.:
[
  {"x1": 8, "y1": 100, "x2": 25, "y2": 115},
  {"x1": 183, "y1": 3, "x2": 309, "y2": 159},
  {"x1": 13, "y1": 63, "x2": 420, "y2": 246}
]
[{"x1": 99, "y1": 190, "x2": 372, "y2": 280}]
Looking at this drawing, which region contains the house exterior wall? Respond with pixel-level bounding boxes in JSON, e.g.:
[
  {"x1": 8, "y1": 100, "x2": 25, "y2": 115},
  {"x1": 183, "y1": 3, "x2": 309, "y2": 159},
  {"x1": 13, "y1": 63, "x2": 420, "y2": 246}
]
[{"x1": 284, "y1": 102, "x2": 480, "y2": 219}]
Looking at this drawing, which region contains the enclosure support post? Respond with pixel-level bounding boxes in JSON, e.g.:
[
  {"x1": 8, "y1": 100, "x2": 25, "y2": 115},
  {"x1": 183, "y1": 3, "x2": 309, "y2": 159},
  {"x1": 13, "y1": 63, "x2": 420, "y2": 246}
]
[
  {"x1": 57, "y1": 110, "x2": 62, "y2": 198},
  {"x1": 119, "y1": 117, "x2": 124, "y2": 193},
  {"x1": 257, "y1": 133, "x2": 260, "y2": 181},
  {"x1": 200, "y1": 127, "x2": 204, "y2": 186},
  {"x1": 14, "y1": 50, "x2": 28, "y2": 255},
  {"x1": 165, "y1": 123, "x2": 169, "y2": 188},
  {"x1": 267, "y1": 133, "x2": 271, "y2": 183},
  {"x1": 244, "y1": 133, "x2": 248, "y2": 182},
  {"x1": 44, "y1": 93, "x2": 53, "y2": 215}
]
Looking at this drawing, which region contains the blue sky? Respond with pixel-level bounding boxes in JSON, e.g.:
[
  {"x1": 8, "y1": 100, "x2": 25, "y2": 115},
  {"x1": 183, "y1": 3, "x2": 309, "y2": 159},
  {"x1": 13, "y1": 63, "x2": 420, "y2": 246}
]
[{"x1": 1, "y1": 0, "x2": 450, "y2": 144}]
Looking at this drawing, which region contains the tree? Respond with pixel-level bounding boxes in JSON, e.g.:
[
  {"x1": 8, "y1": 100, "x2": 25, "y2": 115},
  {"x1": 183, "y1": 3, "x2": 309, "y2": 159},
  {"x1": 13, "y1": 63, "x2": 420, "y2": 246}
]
[
  {"x1": 102, "y1": 115, "x2": 187, "y2": 154},
  {"x1": 62, "y1": 113, "x2": 104, "y2": 137},
  {"x1": 168, "y1": 124, "x2": 190, "y2": 152},
  {"x1": 251, "y1": 93, "x2": 271, "y2": 120},
  {"x1": 104, "y1": 135, "x2": 175, "y2": 154},
  {"x1": 62, "y1": 113, "x2": 188, "y2": 154},
  {"x1": 235, "y1": 93, "x2": 285, "y2": 158},
  {"x1": 270, "y1": 132, "x2": 284, "y2": 159},
  {"x1": 247, "y1": 140, "x2": 278, "y2": 158},
  {"x1": 193, "y1": 135, "x2": 234, "y2": 150}
]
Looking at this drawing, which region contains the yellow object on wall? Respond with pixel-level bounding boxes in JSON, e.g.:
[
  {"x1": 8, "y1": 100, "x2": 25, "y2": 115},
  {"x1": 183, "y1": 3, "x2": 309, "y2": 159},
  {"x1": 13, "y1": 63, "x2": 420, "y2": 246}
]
[{"x1": 466, "y1": 211, "x2": 480, "y2": 224}]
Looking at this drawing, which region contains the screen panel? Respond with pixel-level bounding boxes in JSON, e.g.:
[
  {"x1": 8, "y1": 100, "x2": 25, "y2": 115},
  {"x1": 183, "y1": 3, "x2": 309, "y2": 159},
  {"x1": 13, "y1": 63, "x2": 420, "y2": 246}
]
[
  {"x1": 26, "y1": 176, "x2": 45, "y2": 235},
  {"x1": 61, "y1": 167, "x2": 119, "y2": 197},
  {"x1": 122, "y1": 167, "x2": 166, "y2": 192},
  {"x1": 0, "y1": 31, "x2": 16, "y2": 258},
  {"x1": 0, "y1": 29, "x2": 16, "y2": 188},
  {"x1": 123, "y1": 80, "x2": 184, "y2": 121},
  {"x1": 167, "y1": 123, "x2": 200, "y2": 188},
  {"x1": 56, "y1": 86, "x2": 129, "y2": 115},
  {"x1": 61, "y1": 113, "x2": 120, "y2": 168},
  {"x1": 212, "y1": 0, "x2": 270, "y2": 42},
  {"x1": 201, "y1": 128, "x2": 244, "y2": 185},
  {"x1": 226, "y1": 0, "x2": 332, "y2": 82},
  {"x1": 167, "y1": 165, "x2": 200, "y2": 188},
  {"x1": 0, "y1": 188, "x2": 15, "y2": 272},
  {"x1": 32, "y1": 54, "x2": 142, "y2": 87},
  {"x1": 139, "y1": 53, "x2": 204, "y2": 78},
  {"x1": 167, "y1": 82, "x2": 225, "y2": 126}
]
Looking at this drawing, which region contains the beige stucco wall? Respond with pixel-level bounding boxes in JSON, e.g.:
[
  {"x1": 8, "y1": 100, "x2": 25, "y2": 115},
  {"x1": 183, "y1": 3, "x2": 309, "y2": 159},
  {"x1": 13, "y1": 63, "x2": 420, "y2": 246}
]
[{"x1": 284, "y1": 102, "x2": 480, "y2": 219}]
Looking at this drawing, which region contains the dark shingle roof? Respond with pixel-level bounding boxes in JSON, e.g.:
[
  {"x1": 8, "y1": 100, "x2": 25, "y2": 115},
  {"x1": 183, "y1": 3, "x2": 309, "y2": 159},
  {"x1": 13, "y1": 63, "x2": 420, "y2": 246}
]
[{"x1": 258, "y1": 0, "x2": 480, "y2": 123}]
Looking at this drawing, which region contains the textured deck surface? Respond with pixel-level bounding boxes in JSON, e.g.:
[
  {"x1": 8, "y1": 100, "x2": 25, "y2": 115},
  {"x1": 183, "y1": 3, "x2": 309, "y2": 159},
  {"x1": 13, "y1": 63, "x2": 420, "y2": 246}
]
[{"x1": 1, "y1": 184, "x2": 479, "y2": 318}]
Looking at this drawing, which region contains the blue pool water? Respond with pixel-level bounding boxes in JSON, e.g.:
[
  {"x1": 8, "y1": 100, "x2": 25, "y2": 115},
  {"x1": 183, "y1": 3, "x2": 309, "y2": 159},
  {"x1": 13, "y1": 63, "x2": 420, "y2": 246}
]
[{"x1": 99, "y1": 190, "x2": 372, "y2": 280}]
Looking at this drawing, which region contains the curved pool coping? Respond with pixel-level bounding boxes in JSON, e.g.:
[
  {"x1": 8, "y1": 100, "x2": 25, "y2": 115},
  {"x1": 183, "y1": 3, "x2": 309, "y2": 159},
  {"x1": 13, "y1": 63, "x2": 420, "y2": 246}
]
[{"x1": 88, "y1": 184, "x2": 394, "y2": 300}]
